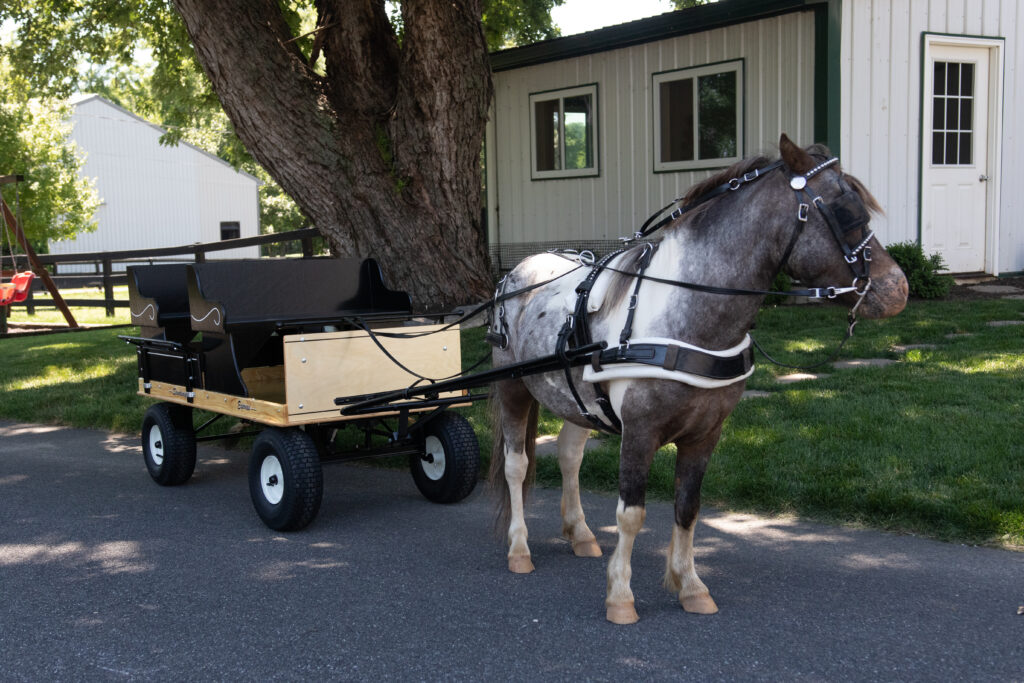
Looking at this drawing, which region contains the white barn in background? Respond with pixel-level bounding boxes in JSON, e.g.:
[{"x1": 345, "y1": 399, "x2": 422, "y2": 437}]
[
  {"x1": 51, "y1": 94, "x2": 260, "y2": 263},
  {"x1": 487, "y1": 0, "x2": 1023, "y2": 276}
]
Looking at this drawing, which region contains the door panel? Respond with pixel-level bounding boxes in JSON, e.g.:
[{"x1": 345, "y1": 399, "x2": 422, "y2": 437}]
[{"x1": 922, "y1": 45, "x2": 989, "y2": 273}]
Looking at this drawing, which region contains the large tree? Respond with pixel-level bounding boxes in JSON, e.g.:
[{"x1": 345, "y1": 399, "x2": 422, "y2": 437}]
[{"x1": 4, "y1": 0, "x2": 563, "y2": 309}]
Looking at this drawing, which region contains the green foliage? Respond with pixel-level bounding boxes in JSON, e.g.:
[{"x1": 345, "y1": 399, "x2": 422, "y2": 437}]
[
  {"x1": 762, "y1": 271, "x2": 793, "y2": 307},
  {"x1": 885, "y1": 241, "x2": 954, "y2": 299},
  {"x1": 0, "y1": 59, "x2": 100, "y2": 249},
  {"x1": 483, "y1": 0, "x2": 564, "y2": 50}
]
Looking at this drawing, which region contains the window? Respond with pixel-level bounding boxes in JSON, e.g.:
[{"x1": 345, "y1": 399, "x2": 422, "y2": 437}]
[
  {"x1": 931, "y1": 61, "x2": 974, "y2": 165},
  {"x1": 529, "y1": 85, "x2": 598, "y2": 179},
  {"x1": 220, "y1": 221, "x2": 240, "y2": 240},
  {"x1": 653, "y1": 61, "x2": 743, "y2": 172}
]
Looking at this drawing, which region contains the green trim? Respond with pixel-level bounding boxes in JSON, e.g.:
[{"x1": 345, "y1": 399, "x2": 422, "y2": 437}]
[
  {"x1": 812, "y1": 0, "x2": 842, "y2": 154},
  {"x1": 491, "y1": 0, "x2": 814, "y2": 72}
]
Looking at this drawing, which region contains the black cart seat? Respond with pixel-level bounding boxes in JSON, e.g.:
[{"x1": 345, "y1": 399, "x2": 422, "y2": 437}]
[
  {"x1": 185, "y1": 258, "x2": 412, "y2": 396},
  {"x1": 127, "y1": 263, "x2": 195, "y2": 343}
]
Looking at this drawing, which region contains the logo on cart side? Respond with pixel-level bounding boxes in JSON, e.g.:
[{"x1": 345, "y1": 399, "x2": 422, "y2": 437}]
[{"x1": 237, "y1": 401, "x2": 254, "y2": 411}]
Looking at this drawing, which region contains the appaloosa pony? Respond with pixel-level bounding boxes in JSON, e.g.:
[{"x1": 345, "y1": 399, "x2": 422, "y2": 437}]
[{"x1": 488, "y1": 135, "x2": 908, "y2": 624}]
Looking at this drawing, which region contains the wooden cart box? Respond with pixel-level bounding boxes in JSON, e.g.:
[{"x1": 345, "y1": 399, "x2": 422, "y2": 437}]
[{"x1": 140, "y1": 323, "x2": 463, "y2": 426}]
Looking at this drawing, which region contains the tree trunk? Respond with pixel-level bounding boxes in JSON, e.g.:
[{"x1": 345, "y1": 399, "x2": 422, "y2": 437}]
[{"x1": 172, "y1": 0, "x2": 494, "y2": 311}]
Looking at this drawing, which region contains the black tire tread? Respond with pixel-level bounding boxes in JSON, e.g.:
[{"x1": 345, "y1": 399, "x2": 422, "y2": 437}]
[
  {"x1": 249, "y1": 428, "x2": 323, "y2": 531},
  {"x1": 412, "y1": 412, "x2": 480, "y2": 504},
  {"x1": 142, "y1": 403, "x2": 196, "y2": 486}
]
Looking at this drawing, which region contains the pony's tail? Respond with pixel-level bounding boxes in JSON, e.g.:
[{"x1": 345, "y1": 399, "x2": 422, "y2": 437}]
[{"x1": 488, "y1": 385, "x2": 539, "y2": 536}]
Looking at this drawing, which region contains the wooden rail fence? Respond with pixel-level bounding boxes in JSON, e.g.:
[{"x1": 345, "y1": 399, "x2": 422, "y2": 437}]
[{"x1": 1, "y1": 228, "x2": 322, "y2": 318}]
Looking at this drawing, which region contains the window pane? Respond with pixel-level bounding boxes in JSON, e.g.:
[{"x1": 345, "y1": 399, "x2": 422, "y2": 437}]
[
  {"x1": 660, "y1": 79, "x2": 694, "y2": 162},
  {"x1": 945, "y1": 130, "x2": 958, "y2": 164},
  {"x1": 562, "y1": 94, "x2": 593, "y2": 170},
  {"x1": 697, "y1": 72, "x2": 737, "y2": 159},
  {"x1": 933, "y1": 62, "x2": 946, "y2": 95},
  {"x1": 534, "y1": 99, "x2": 561, "y2": 171},
  {"x1": 946, "y1": 98, "x2": 959, "y2": 130},
  {"x1": 961, "y1": 63, "x2": 974, "y2": 96},
  {"x1": 932, "y1": 132, "x2": 944, "y2": 165},
  {"x1": 947, "y1": 63, "x2": 960, "y2": 95},
  {"x1": 932, "y1": 97, "x2": 944, "y2": 130},
  {"x1": 959, "y1": 132, "x2": 972, "y2": 165},
  {"x1": 959, "y1": 98, "x2": 972, "y2": 133}
]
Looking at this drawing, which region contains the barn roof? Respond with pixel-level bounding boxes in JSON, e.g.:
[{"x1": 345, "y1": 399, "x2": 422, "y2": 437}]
[{"x1": 69, "y1": 94, "x2": 260, "y2": 184}]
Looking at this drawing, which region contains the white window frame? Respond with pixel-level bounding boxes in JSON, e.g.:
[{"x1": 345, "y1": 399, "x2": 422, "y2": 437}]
[
  {"x1": 528, "y1": 84, "x2": 599, "y2": 180},
  {"x1": 653, "y1": 60, "x2": 744, "y2": 173}
]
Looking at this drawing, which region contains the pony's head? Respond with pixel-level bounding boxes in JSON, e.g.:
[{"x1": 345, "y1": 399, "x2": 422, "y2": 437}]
[{"x1": 777, "y1": 134, "x2": 908, "y2": 319}]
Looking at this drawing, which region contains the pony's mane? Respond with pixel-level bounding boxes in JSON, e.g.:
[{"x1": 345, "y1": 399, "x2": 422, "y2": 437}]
[
  {"x1": 682, "y1": 144, "x2": 882, "y2": 214},
  {"x1": 681, "y1": 155, "x2": 771, "y2": 204}
]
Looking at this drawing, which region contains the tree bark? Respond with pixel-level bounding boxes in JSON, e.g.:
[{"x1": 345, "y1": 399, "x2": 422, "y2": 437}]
[{"x1": 171, "y1": 0, "x2": 494, "y2": 311}]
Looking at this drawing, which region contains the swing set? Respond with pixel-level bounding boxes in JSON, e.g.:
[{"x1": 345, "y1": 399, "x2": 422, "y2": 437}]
[{"x1": 0, "y1": 174, "x2": 77, "y2": 330}]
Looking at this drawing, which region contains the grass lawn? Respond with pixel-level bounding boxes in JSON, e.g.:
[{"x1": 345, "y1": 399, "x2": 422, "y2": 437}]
[{"x1": 1, "y1": 295, "x2": 1021, "y2": 547}]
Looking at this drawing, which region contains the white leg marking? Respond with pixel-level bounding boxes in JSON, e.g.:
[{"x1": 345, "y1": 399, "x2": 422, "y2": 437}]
[
  {"x1": 504, "y1": 441, "x2": 534, "y2": 573},
  {"x1": 664, "y1": 519, "x2": 718, "y2": 614},
  {"x1": 557, "y1": 422, "x2": 601, "y2": 557},
  {"x1": 606, "y1": 498, "x2": 645, "y2": 624}
]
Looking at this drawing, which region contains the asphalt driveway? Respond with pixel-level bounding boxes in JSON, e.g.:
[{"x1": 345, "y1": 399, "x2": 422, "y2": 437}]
[{"x1": 1, "y1": 419, "x2": 1021, "y2": 680}]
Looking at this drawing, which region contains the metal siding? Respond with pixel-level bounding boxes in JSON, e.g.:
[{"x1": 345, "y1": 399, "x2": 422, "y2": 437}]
[
  {"x1": 490, "y1": 11, "x2": 817, "y2": 252},
  {"x1": 839, "y1": 0, "x2": 1024, "y2": 273},
  {"x1": 54, "y1": 97, "x2": 259, "y2": 263}
]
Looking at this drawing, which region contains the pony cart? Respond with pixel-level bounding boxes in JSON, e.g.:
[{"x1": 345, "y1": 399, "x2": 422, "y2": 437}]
[
  {"x1": 122, "y1": 258, "x2": 486, "y2": 531},
  {"x1": 124, "y1": 137, "x2": 909, "y2": 625}
]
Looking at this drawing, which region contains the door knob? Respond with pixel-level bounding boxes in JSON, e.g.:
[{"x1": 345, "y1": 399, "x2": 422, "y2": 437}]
[{"x1": 979, "y1": 174, "x2": 990, "y2": 182}]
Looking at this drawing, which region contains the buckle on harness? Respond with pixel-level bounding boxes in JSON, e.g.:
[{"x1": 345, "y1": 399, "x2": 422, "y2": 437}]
[
  {"x1": 798, "y1": 203, "x2": 809, "y2": 222},
  {"x1": 627, "y1": 294, "x2": 638, "y2": 311},
  {"x1": 729, "y1": 177, "x2": 742, "y2": 191},
  {"x1": 844, "y1": 253, "x2": 858, "y2": 264},
  {"x1": 743, "y1": 170, "x2": 760, "y2": 182}
]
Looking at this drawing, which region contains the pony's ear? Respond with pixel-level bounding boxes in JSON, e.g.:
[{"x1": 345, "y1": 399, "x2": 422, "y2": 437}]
[{"x1": 779, "y1": 133, "x2": 815, "y2": 174}]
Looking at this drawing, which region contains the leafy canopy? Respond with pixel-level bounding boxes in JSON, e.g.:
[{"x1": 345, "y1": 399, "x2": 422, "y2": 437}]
[{"x1": 1, "y1": 0, "x2": 562, "y2": 242}]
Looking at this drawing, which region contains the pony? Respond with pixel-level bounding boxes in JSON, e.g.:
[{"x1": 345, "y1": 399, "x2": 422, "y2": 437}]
[{"x1": 488, "y1": 135, "x2": 909, "y2": 624}]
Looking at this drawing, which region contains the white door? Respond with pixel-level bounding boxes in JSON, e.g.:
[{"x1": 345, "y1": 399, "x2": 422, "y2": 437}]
[{"x1": 921, "y1": 43, "x2": 990, "y2": 273}]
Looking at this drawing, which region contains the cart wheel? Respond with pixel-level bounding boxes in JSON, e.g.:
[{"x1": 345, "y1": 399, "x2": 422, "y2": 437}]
[
  {"x1": 248, "y1": 428, "x2": 323, "y2": 531},
  {"x1": 410, "y1": 412, "x2": 480, "y2": 504},
  {"x1": 141, "y1": 402, "x2": 197, "y2": 486}
]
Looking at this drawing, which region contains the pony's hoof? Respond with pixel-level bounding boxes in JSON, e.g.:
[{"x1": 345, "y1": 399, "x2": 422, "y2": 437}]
[
  {"x1": 508, "y1": 555, "x2": 535, "y2": 574},
  {"x1": 681, "y1": 593, "x2": 719, "y2": 615},
  {"x1": 572, "y1": 538, "x2": 603, "y2": 557},
  {"x1": 606, "y1": 601, "x2": 639, "y2": 625}
]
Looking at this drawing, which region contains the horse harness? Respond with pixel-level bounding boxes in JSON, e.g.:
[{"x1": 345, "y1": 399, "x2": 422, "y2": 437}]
[{"x1": 494, "y1": 156, "x2": 877, "y2": 435}]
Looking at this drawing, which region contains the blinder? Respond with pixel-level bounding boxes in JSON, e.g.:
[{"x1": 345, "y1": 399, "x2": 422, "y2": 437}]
[{"x1": 827, "y1": 189, "x2": 871, "y2": 234}]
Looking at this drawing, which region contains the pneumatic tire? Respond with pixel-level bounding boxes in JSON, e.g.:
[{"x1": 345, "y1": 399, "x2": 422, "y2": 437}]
[
  {"x1": 409, "y1": 412, "x2": 480, "y2": 504},
  {"x1": 141, "y1": 402, "x2": 197, "y2": 486},
  {"x1": 248, "y1": 427, "x2": 323, "y2": 531}
]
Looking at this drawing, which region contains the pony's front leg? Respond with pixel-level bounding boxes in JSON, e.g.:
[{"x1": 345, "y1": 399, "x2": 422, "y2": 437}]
[
  {"x1": 557, "y1": 422, "x2": 602, "y2": 557},
  {"x1": 605, "y1": 431, "x2": 659, "y2": 625},
  {"x1": 664, "y1": 436, "x2": 719, "y2": 614}
]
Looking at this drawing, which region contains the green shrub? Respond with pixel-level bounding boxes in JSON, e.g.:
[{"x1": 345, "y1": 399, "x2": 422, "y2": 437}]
[
  {"x1": 885, "y1": 241, "x2": 953, "y2": 299},
  {"x1": 762, "y1": 271, "x2": 793, "y2": 307}
]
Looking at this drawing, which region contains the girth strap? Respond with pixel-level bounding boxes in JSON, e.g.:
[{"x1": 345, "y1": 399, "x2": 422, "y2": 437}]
[{"x1": 591, "y1": 341, "x2": 754, "y2": 380}]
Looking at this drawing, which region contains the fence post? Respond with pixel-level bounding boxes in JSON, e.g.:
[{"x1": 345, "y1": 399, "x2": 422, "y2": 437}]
[
  {"x1": 302, "y1": 235, "x2": 313, "y2": 259},
  {"x1": 102, "y1": 258, "x2": 115, "y2": 317},
  {"x1": 195, "y1": 246, "x2": 206, "y2": 263}
]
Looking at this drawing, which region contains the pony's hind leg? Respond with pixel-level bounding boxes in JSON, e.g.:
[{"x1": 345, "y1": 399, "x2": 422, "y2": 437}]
[
  {"x1": 556, "y1": 422, "x2": 602, "y2": 558},
  {"x1": 663, "y1": 435, "x2": 719, "y2": 615},
  {"x1": 491, "y1": 379, "x2": 539, "y2": 574}
]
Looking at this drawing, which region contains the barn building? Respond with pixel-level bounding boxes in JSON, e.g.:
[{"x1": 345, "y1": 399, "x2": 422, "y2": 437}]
[
  {"x1": 485, "y1": 0, "x2": 1022, "y2": 276},
  {"x1": 50, "y1": 94, "x2": 260, "y2": 263}
]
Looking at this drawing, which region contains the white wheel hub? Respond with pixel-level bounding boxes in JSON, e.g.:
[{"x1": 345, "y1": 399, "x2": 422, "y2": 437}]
[
  {"x1": 421, "y1": 435, "x2": 446, "y2": 481},
  {"x1": 260, "y1": 454, "x2": 285, "y2": 505},
  {"x1": 148, "y1": 425, "x2": 164, "y2": 466}
]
